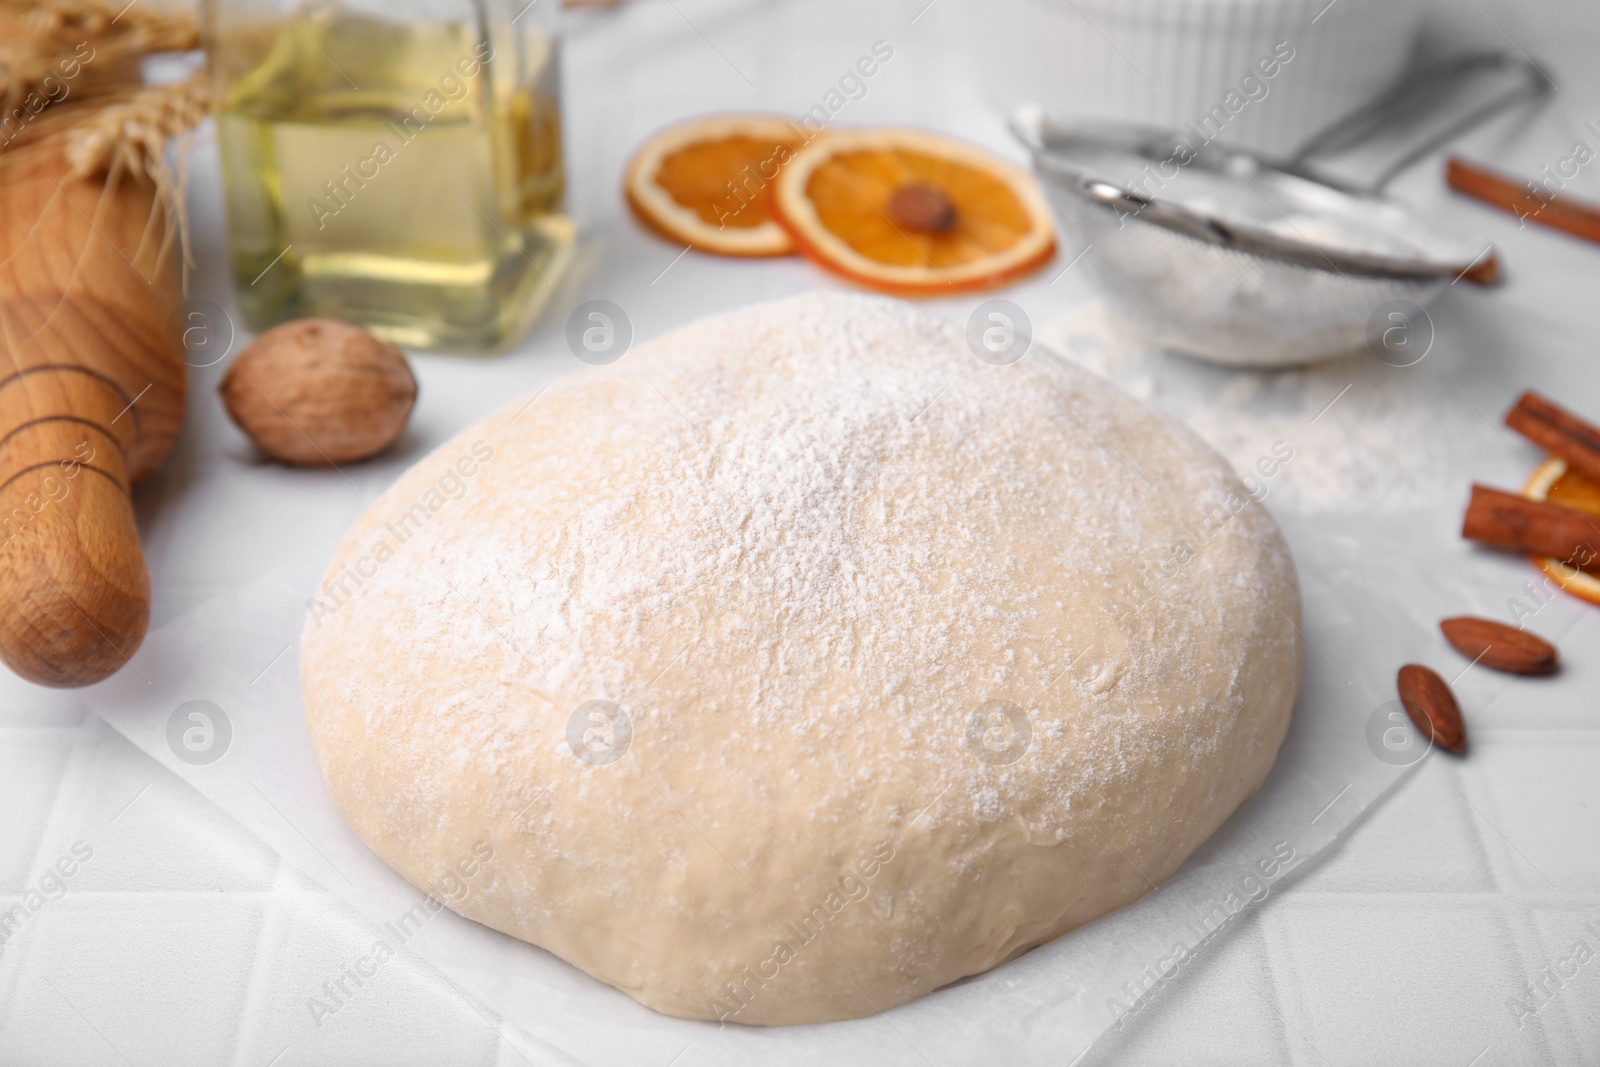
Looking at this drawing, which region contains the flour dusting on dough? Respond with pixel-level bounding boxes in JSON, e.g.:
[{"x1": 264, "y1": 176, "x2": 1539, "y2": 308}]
[{"x1": 301, "y1": 292, "x2": 1300, "y2": 1025}]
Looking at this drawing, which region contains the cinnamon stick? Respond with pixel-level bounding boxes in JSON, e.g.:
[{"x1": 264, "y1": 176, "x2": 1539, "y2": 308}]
[
  {"x1": 1505, "y1": 390, "x2": 1600, "y2": 483},
  {"x1": 1462, "y1": 484, "x2": 1600, "y2": 573},
  {"x1": 1447, "y1": 156, "x2": 1600, "y2": 246},
  {"x1": 1459, "y1": 250, "x2": 1504, "y2": 287}
]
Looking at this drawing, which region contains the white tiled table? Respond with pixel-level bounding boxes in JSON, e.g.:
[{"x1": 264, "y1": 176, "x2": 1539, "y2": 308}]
[{"x1": 4, "y1": 0, "x2": 1600, "y2": 1063}]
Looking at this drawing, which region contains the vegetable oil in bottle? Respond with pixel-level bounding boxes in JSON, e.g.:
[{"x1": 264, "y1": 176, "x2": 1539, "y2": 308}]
[{"x1": 212, "y1": 9, "x2": 571, "y2": 351}]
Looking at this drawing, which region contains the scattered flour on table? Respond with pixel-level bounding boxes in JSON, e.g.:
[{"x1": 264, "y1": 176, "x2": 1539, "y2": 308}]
[{"x1": 1040, "y1": 301, "x2": 1499, "y2": 513}]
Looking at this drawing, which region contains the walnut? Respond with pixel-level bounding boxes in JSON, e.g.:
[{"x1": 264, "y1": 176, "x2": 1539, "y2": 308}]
[{"x1": 219, "y1": 318, "x2": 417, "y2": 466}]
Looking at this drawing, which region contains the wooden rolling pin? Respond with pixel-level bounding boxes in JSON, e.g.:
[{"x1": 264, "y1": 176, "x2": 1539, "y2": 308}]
[{"x1": 0, "y1": 106, "x2": 185, "y2": 687}]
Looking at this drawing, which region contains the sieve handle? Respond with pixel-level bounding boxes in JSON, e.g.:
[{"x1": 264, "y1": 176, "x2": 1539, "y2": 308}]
[{"x1": 1289, "y1": 51, "x2": 1555, "y2": 194}]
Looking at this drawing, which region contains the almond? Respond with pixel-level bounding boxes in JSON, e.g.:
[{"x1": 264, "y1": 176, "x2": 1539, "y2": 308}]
[
  {"x1": 1440, "y1": 616, "x2": 1559, "y2": 675},
  {"x1": 1397, "y1": 664, "x2": 1467, "y2": 754}
]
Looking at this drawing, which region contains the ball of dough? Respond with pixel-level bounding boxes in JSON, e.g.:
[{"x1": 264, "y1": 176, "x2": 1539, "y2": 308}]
[{"x1": 300, "y1": 292, "x2": 1300, "y2": 1026}]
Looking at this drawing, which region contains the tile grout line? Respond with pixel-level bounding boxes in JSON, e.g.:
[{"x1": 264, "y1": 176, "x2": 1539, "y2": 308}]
[
  {"x1": 1244, "y1": 897, "x2": 1307, "y2": 1066},
  {"x1": 0, "y1": 712, "x2": 104, "y2": 1034},
  {"x1": 223, "y1": 855, "x2": 294, "y2": 1067}
]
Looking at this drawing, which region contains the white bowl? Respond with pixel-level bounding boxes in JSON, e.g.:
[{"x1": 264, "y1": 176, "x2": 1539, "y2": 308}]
[{"x1": 965, "y1": 0, "x2": 1424, "y2": 155}]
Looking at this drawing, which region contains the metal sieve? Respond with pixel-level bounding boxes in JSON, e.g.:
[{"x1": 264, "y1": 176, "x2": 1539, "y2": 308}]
[{"x1": 1014, "y1": 52, "x2": 1551, "y2": 367}]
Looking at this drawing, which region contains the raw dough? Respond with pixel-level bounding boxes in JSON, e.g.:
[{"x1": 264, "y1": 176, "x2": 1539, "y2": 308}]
[{"x1": 300, "y1": 292, "x2": 1300, "y2": 1025}]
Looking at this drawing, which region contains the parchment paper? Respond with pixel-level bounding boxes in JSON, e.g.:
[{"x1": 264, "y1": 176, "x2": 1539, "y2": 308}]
[{"x1": 81, "y1": 505, "x2": 1434, "y2": 1067}]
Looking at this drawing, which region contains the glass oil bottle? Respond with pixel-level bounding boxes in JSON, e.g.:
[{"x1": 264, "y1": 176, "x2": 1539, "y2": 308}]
[{"x1": 205, "y1": 0, "x2": 571, "y2": 351}]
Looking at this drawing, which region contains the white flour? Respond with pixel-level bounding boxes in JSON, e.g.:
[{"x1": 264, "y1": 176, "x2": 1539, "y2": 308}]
[{"x1": 1041, "y1": 301, "x2": 1506, "y2": 512}]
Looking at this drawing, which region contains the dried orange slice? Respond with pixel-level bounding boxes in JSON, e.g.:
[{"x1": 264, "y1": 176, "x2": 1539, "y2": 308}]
[
  {"x1": 624, "y1": 115, "x2": 805, "y2": 257},
  {"x1": 1523, "y1": 458, "x2": 1600, "y2": 607},
  {"x1": 771, "y1": 127, "x2": 1056, "y2": 295}
]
